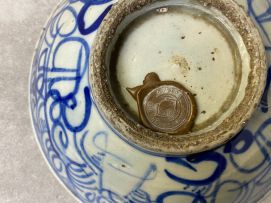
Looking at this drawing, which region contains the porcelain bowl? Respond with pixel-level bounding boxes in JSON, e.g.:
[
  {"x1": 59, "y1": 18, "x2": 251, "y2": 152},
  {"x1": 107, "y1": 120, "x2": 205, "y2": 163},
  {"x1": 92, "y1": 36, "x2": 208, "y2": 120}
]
[{"x1": 30, "y1": 0, "x2": 271, "y2": 202}]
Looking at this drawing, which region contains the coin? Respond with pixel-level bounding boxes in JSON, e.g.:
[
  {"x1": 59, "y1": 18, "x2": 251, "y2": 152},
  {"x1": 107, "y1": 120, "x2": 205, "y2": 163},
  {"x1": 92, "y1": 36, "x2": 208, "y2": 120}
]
[
  {"x1": 143, "y1": 85, "x2": 193, "y2": 132},
  {"x1": 127, "y1": 72, "x2": 197, "y2": 134}
]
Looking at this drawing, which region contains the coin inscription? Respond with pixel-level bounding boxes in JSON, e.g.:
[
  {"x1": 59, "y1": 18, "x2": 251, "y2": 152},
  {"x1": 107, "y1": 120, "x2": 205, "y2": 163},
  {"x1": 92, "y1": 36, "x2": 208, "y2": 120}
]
[
  {"x1": 143, "y1": 85, "x2": 192, "y2": 132},
  {"x1": 127, "y1": 72, "x2": 197, "y2": 134}
]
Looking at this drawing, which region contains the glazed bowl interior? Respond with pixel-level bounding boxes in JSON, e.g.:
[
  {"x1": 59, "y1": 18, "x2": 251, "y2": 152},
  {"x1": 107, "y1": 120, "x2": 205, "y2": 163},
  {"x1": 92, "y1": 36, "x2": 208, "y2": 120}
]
[
  {"x1": 90, "y1": 0, "x2": 266, "y2": 155},
  {"x1": 108, "y1": 0, "x2": 248, "y2": 132}
]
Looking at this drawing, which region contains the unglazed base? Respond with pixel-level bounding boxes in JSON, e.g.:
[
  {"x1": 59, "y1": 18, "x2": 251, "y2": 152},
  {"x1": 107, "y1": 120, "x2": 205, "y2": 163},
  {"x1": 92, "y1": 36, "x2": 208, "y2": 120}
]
[{"x1": 90, "y1": 0, "x2": 266, "y2": 155}]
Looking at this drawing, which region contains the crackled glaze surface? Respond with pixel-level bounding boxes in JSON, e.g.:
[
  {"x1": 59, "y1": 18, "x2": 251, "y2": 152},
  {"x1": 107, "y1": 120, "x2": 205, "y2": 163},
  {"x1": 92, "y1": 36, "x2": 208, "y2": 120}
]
[{"x1": 30, "y1": 0, "x2": 271, "y2": 202}]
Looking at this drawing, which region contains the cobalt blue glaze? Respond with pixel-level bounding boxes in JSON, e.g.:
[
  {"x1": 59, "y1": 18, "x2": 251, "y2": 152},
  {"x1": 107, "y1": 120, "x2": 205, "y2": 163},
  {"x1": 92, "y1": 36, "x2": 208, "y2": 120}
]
[{"x1": 30, "y1": 0, "x2": 271, "y2": 202}]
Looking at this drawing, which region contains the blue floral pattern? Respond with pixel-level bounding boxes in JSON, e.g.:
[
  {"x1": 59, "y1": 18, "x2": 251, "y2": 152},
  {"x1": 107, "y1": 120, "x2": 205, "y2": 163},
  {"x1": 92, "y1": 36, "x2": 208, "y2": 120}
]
[{"x1": 30, "y1": 0, "x2": 271, "y2": 202}]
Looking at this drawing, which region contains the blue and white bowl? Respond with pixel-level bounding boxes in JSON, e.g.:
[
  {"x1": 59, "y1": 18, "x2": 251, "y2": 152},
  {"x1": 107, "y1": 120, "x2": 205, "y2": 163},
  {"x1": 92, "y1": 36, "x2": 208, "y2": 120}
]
[{"x1": 29, "y1": 0, "x2": 271, "y2": 202}]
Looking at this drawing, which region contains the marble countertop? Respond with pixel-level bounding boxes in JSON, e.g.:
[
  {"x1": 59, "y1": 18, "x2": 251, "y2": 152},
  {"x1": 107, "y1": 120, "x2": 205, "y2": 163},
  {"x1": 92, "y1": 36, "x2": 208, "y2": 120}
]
[{"x1": 0, "y1": 0, "x2": 270, "y2": 202}]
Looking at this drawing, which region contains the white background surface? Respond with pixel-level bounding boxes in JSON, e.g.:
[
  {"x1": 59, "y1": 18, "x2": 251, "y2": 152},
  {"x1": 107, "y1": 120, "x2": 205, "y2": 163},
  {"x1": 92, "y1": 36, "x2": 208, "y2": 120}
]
[{"x1": 0, "y1": 0, "x2": 270, "y2": 202}]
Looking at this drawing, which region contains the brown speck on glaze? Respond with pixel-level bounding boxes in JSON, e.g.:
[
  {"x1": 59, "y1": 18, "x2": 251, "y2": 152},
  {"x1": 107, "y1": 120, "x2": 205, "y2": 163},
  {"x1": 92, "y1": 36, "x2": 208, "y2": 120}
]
[
  {"x1": 123, "y1": 103, "x2": 129, "y2": 108},
  {"x1": 212, "y1": 57, "x2": 215, "y2": 61},
  {"x1": 158, "y1": 50, "x2": 162, "y2": 54},
  {"x1": 198, "y1": 67, "x2": 202, "y2": 71},
  {"x1": 201, "y1": 111, "x2": 207, "y2": 114},
  {"x1": 198, "y1": 31, "x2": 202, "y2": 34},
  {"x1": 181, "y1": 36, "x2": 186, "y2": 39},
  {"x1": 171, "y1": 55, "x2": 190, "y2": 75}
]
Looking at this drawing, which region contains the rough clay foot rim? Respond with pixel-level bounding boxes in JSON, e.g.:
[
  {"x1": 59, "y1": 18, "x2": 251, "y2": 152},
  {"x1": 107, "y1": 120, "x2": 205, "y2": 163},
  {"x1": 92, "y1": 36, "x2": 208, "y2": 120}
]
[{"x1": 90, "y1": 0, "x2": 267, "y2": 156}]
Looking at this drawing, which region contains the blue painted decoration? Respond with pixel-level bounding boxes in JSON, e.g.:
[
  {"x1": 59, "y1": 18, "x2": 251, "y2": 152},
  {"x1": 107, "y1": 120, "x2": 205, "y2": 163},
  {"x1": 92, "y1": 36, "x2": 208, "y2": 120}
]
[{"x1": 30, "y1": 0, "x2": 271, "y2": 202}]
